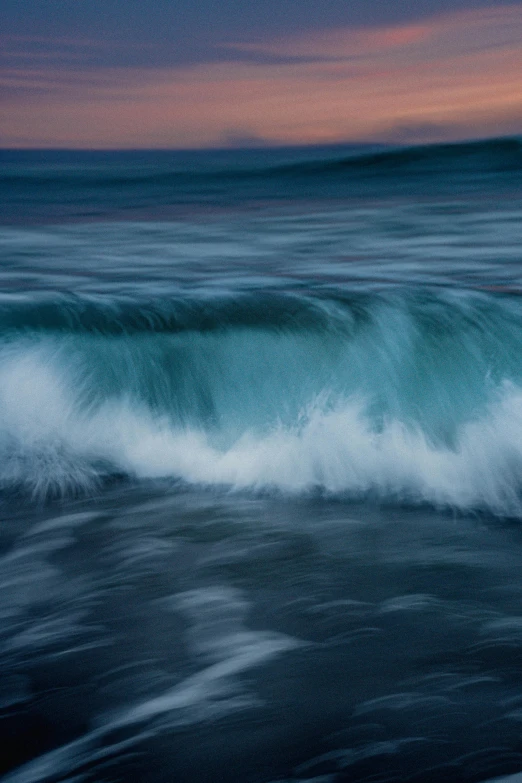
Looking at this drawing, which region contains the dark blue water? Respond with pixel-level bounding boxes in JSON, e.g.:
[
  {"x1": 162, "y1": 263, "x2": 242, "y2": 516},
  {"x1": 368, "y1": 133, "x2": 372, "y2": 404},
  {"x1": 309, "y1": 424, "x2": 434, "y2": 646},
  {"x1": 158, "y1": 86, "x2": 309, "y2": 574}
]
[{"x1": 1, "y1": 138, "x2": 522, "y2": 783}]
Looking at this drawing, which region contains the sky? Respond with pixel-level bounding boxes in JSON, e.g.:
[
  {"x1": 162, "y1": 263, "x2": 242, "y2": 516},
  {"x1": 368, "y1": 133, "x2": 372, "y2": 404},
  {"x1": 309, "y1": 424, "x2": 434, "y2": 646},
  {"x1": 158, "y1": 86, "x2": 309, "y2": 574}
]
[{"x1": 1, "y1": 0, "x2": 522, "y2": 148}]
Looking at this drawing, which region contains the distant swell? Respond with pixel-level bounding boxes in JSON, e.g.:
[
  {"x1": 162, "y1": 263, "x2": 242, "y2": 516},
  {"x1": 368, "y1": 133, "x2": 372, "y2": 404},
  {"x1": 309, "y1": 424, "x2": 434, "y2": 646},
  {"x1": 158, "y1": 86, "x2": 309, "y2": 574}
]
[
  {"x1": 271, "y1": 137, "x2": 522, "y2": 178},
  {"x1": 1, "y1": 289, "x2": 522, "y2": 515},
  {"x1": 3, "y1": 137, "x2": 521, "y2": 189}
]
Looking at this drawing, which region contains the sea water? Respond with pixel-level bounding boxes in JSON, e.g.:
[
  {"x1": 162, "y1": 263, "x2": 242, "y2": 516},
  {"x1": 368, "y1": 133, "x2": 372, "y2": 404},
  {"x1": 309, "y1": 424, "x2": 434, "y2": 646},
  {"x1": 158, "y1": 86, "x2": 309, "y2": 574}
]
[{"x1": 1, "y1": 139, "x2": 522, "y2": 782}]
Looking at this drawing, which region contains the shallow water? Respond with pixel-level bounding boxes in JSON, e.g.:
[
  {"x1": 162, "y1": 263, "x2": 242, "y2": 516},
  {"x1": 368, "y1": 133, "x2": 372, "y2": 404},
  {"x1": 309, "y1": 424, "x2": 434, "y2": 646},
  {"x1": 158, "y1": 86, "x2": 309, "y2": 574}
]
[{"x1": 4, "y1": 489, "x2": 522, "y2": 782}]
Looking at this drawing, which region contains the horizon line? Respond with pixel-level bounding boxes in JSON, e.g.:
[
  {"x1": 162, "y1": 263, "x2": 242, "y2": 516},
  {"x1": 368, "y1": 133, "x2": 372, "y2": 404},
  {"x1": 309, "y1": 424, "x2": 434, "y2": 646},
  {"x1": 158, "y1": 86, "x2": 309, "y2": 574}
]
[{"x1": 1, "y1": 133, "x2": 520, "y2": 155}]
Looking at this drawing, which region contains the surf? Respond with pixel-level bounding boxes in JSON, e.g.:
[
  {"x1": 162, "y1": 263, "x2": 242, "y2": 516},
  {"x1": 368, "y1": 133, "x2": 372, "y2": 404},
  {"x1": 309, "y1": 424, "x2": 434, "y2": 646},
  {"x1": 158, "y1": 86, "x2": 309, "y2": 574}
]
[{"x1": 0, "y1": 289, "x2": 521, "y2": 514}]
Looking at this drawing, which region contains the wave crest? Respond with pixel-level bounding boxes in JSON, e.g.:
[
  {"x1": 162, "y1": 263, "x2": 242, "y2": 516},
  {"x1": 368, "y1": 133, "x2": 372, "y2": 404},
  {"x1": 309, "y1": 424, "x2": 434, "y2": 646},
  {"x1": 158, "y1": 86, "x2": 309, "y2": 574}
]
[{"x1": 1, "y1": 337, "x2": 522, "y2": 515}]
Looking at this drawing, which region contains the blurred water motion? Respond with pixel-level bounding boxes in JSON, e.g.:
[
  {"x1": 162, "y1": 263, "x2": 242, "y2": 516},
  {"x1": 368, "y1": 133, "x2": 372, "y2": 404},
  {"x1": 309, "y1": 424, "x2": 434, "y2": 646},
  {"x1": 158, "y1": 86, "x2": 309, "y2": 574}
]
[{"x1": 2, "y1": 138, "x2": 522, "y2": 782}]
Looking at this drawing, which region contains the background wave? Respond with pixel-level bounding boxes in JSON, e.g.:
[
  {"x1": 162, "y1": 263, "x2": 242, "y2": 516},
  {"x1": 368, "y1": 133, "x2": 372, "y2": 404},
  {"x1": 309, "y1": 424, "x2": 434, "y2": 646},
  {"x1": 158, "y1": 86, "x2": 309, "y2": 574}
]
[
  {"x1": 3, "y1": 137, "x2": 521, "y2": 185},
  {"x1": 2, "y1": 137, "x2": 521, "y2": 223}
]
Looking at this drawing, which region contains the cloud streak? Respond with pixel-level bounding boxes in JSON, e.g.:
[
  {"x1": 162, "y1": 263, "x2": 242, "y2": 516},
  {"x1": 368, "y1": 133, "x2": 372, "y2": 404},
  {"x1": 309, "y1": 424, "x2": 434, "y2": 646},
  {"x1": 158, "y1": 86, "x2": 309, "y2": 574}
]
[{"x1": 1, "y1": 4, "x2": 522, "y2": 147}]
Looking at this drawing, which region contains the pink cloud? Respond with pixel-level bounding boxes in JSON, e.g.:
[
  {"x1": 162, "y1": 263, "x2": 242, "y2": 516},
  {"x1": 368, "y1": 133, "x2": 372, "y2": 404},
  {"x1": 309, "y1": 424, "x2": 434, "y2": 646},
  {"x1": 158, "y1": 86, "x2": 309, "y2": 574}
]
[{"x1": 1, "y1": 4, "x2": 522, "y2": 147}]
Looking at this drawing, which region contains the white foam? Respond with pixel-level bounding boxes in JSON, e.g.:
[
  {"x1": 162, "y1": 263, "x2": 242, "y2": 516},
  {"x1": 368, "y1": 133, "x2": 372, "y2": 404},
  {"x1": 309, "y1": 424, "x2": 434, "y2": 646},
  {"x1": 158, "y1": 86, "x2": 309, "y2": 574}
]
[
  {"x1": 379, "y1": 594, "x2": 438, "y2": 613},
  {"x1": 89, "y1": 385, "x2": 522, "y2": 516},
  {"x1": 26, "y1": 512, "x2": 103, "y2": 537},
  {"x1": 353, "y1": 692, "x2": 451, "y2": 715},
  {"x1": 3, "y1": 341, "x2": 522, "y2": 515},
  {"x1": 112, "y1": 586, "x2": 302, "y2": 727},
  {"x1": 2, "y1": 585, "x2": 301, "y2": 783}
]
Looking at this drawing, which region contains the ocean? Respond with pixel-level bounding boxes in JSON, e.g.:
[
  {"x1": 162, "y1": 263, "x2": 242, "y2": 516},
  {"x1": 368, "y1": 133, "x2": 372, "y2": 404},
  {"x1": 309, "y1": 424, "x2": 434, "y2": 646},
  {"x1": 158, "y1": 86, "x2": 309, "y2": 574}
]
[{"x1": 1, "y1": 138, "x2": 522, "y2": 783}]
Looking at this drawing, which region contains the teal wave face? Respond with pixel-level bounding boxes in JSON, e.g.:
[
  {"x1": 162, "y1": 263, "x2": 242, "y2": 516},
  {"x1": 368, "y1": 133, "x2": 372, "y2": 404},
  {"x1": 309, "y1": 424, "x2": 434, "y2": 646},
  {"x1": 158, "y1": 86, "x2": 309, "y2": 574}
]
[
  {"x1": 34, "y1": 291, "x2": 522, "y2": 439},
  {"x1": 0, "y1": 289, "x2": 522, "y2": 512}
]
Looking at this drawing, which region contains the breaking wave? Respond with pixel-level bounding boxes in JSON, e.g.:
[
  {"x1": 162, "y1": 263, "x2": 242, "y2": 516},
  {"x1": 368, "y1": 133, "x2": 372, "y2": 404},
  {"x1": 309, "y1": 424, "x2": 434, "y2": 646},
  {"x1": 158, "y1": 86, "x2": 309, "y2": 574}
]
[{"x1": 2, "y1": 289, "x2": 522, "y2": 515}]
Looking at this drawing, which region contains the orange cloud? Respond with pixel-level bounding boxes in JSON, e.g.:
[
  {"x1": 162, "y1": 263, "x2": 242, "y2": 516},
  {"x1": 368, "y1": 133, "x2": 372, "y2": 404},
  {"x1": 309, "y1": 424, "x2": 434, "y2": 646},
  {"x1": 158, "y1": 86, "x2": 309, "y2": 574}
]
[{"x1": 1, "y1": 4, "x2": 522, "y2": 147}]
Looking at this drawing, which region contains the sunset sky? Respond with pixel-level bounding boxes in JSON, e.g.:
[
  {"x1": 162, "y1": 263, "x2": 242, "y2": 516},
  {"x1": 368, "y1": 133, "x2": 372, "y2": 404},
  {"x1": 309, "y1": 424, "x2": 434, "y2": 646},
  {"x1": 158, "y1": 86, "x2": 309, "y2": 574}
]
[{"x1": 2, "y1": 0, "x2": 522, "y2": 148}]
